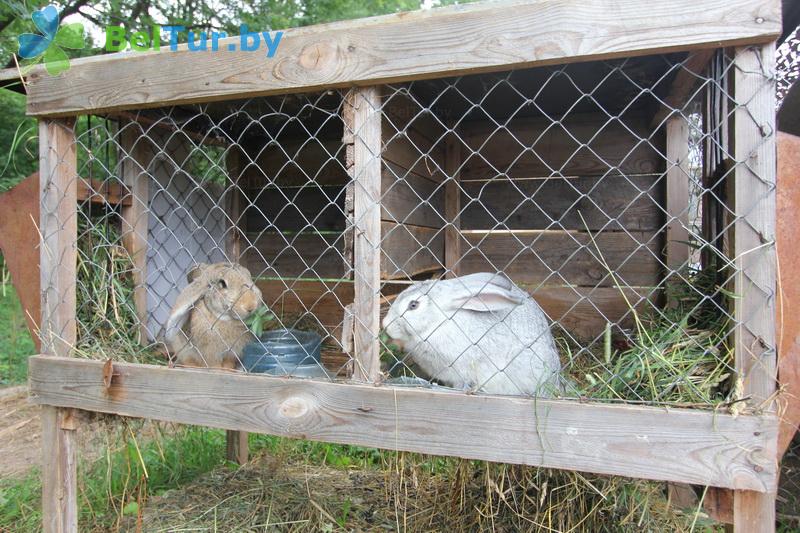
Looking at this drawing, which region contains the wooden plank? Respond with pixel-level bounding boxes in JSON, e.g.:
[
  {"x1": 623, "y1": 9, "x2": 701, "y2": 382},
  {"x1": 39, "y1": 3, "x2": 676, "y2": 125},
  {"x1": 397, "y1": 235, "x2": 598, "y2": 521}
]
[
  {"x1": 459, "y1": 174, "x2": 664, "y2": 231},
  {"x1": 41, "y1": 406, "x2": 77, "y2": 533},
  {"x1": 28, "y1": 355, "x2": 780, "y2": 492},
  {"x1": 381, "y1": 164, "x2": 444, "y2": 228},
  {"x1": 77, "y1": 177, "x2": 131, "y2": 206},
  {"x1": 255, "y1": 278, "x2": 352, "y2": 342},
  {"x1": 382, "y1": 127, "x2": 446, "y2": 183},
  {"x1": 242, "y1": 231, "x2": 346, "y2": 279},
  {"x1": 531, "y1": 285, "x2": 655, "y2": 340},
  {"x1": 17, "y1": 0, "x2": 780, "y2": 117},
  {"x1": 665, "y1": 117, "x2": 691, "y2": 276},
  {"x1": 38, "y1": 118, "x2": 78, "y2": 533},
  {"x1": 224, "y1": 146, "x2": 248, "y2": 463},
  {"x1": 381, "y1": 222, "x2": 445, "y2": 279},
  {"x1": 459, "y1": 230, "x2": 661, "y2": 287},
  {"x1": 119, "y1": 124, "x2": 150, "y2": 344},
  {"x1": 650, "y1": 49, "x2": 716, "y2": 129},
  {"x1": 459, "y1": 113, "x2": 665, "y2": 180},
  {"x1": 732, "y1": 43, "x2": 778, "y2": 533},
  {"x1": 244, "y1": 185, "x2": 346, "y2": 232},
  {"x1": 243, "y1": 139, "x2": 348, "y2": 188},
  {"x1": 39, "y1": 119, "x2": 77, "y2": 358},
  {"x1": 225, "y1": 147, "x2": 245, "y2": 261},
  {"x1": 445, "y1": 132, "x2": 462, "y2": 278},
  {"x1": 225, "y1": 430, "x2": 249, "y2": 464},
  {"x1": 351, "y1": 87, "x2": 382, "y2": 382}
]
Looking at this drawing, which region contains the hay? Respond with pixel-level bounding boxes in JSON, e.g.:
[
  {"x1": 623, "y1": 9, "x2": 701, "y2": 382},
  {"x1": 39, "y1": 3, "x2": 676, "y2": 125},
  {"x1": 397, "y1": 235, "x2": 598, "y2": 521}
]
[{"x1": 130, "y1": 449, "x2": 715, "y2": 532}]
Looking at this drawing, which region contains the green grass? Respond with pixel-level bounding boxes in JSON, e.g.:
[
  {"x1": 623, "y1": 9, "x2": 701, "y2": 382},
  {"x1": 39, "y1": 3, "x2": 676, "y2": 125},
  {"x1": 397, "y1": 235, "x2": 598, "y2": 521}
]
[
  {"x1": 0, "y1": 423, "x2": 387, "y2": 532},
  {"x1": 0, "y1": 281, "x2": 35, "y2": 385}
]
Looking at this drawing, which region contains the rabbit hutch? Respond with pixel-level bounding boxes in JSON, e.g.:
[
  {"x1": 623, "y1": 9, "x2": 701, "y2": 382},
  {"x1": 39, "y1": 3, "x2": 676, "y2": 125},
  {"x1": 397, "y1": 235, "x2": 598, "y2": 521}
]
[{"x1": 12, "y1": 0, "x2": 785, "y2": 530}]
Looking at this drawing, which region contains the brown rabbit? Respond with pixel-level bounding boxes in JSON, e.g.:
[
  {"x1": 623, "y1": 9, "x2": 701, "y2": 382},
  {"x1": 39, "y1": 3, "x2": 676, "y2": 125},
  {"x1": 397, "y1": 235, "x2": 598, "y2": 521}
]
[{"x1": 165, "y1": 262, "x2": 262, "y2": 369}]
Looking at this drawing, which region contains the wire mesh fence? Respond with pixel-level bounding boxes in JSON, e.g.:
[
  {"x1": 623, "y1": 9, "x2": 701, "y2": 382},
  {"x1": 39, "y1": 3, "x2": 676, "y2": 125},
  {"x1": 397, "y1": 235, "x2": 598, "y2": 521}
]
[{"x1": 35, "y1": 46, "x2": 776, "y2": 415}]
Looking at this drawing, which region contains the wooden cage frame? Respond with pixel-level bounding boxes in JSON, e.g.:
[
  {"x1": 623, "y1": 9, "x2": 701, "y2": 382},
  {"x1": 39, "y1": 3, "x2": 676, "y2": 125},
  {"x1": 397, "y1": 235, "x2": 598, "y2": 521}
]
[{"x1": 1, "y1": 0, "x2": 784, "y2": 530}]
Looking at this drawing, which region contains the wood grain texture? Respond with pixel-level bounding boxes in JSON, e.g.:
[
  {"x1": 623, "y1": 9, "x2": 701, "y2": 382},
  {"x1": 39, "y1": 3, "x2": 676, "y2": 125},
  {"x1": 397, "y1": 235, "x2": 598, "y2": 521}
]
[
  {"x1": 255, "y1": 278, "x2": 351, "y2": 341},
  {"x1": 351, "y1": 87, "x2": 382, "y2": 382},
  {"x1": 459, "y1": 113, "x2": 665, "y2": 180},
  {"x1": 665, "y1": 117, "x2": 691, "y2": 275},
  {"x1": 459, "y1": 175, "x2": 664, "y2": 231},
  {"x1": 244, "y1": 185, "x2": 346, "y2": 232},
  {"x1": 224, "y1": 146, "x2": 249, "y2": 463},
  {"x1": 77, "y1": 177, "x2": 131, "y2": 206},
  {"x1": 459, "y1": 230, "x2": 661, "y2": 287},
  {"x1": 41, "y1": 406, "x2": 77, "y2": 533},
  {"x1": 225, "y1": 147, "x2": 245, "y2": 261},
  {"x1": 733, "y1": 44, "x2": 778, "y2": 410},
  {"x1": 39, "y1": 119, "x2": 79, "y2": 533},
  {"x1": 650, "y1": 49, "x2": 716, "y2": 129},
  {"x1": 28, "y1": 355, "x2": 779, "y2": 492},
  {"x1": 17, "y1": 0, "x2": 780, "y2": 117},
  {"x1": 381, "y1": 222, "x2": 445, "y2": 279},
  {"x1": 39, "y1": 119, "x2": 77, "y2": 358},
  {"x1": 732, "y1": 43, "x2": 778, "y2": 533},
  {"x1": 242, "y1": 231, "x2": 346, "y2": 279},
  {"x1": 225, "y1": 430, "x2": 249, "y2": 464},
  {"x1": 381, "y1": 164, "x2": 444, "y2": 228},
  {"x1": 531, "y1": 285, "x2": 656, "y2": 340},
  {"x1": 119, "y1": 125, "x2": 150, "y2": 344},
  {"x1": 445, "y1": 132, "x2": 461, "y2": 278}
]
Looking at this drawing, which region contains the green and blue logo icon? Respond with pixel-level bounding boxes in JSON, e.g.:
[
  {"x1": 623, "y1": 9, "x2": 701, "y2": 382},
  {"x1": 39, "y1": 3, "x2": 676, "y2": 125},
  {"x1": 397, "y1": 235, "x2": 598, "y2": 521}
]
[{"x1": 17, "y1": 5, "x2": 84, "y2": 76}]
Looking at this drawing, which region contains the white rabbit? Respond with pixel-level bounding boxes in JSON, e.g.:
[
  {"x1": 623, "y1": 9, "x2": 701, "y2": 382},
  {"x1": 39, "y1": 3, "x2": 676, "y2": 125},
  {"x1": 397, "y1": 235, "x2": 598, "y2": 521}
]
[
  {"x1": 165, "y1": 262, "x2": 262, "y2": 369},
  {"x1": 382, "y1": 272, "x2": 561, "y2": 396}
]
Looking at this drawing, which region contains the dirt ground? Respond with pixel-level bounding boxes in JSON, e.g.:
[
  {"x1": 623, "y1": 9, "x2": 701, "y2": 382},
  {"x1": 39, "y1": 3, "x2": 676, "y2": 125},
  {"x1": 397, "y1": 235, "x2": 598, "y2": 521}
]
[{"x1": 0, "y1": 386, "x2": 41, "y2": 479}]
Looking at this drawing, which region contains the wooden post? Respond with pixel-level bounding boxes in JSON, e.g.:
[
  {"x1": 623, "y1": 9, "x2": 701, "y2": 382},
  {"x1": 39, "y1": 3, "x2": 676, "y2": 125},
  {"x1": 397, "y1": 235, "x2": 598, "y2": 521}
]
[
  {"x1": 119, "y1": 123, "x2": 149, "y2": 344},
  {"x1": 444, "y1": 130, "x2": 461, "y2": 279},
  {"x1": 39, "y1": 118, "x2": 78, "y2": 533},
  {"x1": 349, "y1": 87, "x2": 382, "y2": 382},
  {"x1": 665, "y1": 116, "x2": 691, "y2": 278},
  {"x1": 731, "y1": 43, "x2": 778, "y2": 533},
  {"x1": 225, "y1": 146, "x2": 244, "y2": 262},
  {"x1": 665, "y1": 116, "x2": 698, "y2": 504},
  {"x1": 224, "y1": 144, "x2": 248, "y2": 464}
]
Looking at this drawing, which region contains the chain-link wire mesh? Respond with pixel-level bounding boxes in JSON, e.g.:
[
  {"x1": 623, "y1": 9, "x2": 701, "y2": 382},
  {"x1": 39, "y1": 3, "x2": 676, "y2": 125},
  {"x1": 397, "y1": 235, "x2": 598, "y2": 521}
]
[{"x1": 38, "y1": 46, "x2": 776, "y2": 413}]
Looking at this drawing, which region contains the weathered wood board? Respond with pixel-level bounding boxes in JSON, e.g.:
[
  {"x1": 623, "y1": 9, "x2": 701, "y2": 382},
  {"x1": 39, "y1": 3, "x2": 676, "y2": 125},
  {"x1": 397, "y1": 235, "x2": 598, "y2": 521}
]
[
  {"x1": 459, "y1": 230, "x2": 662, "y2": 287},
  {"x1": 459, "y1": 175, "x2": 664, "y2": 232},
  {"x1": 28, "y1": 355, "x2": 779, "y2": 492},
  {"x1": 17, "y1": 0, "x2": 780, "y2": 116}
]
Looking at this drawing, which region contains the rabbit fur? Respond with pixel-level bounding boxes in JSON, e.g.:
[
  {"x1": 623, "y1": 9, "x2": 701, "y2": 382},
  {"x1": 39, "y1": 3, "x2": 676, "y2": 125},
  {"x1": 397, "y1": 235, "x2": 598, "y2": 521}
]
[
  {"x1": 382, "y1": 272, "x2": 561, "y2": 396},
  {"x1": 165, "y1": 262, "x2": 262, "y2": 369}
]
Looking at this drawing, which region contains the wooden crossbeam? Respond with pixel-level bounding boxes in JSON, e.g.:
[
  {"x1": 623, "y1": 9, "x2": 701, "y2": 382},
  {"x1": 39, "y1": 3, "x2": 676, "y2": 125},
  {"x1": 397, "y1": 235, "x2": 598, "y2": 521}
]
[{"x1": 29, "y1": 355, "x2": 779, "y2": 492}]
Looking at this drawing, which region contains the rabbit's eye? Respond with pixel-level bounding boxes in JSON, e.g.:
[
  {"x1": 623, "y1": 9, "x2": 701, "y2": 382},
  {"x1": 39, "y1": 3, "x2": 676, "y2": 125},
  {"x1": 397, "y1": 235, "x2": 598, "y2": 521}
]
[
  {"x1": 407, "y1": 300, "x2": 419, "y2": 311},
  {"x1": 217, "y1": 279, "x2": 227, "y2": 290}
]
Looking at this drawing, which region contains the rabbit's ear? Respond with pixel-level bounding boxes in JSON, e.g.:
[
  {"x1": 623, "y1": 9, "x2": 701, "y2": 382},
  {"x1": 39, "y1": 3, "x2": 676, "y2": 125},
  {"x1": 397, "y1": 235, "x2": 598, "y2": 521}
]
[
  {"x1": 187, "y1": 263, "x2": 209, "y2": 283},
  {"x1": 446, "y1": 280, "x2": 524, "y2": 313},
  {"x1": 165, "y1": 279, "x2": 207, "y2": 343}
]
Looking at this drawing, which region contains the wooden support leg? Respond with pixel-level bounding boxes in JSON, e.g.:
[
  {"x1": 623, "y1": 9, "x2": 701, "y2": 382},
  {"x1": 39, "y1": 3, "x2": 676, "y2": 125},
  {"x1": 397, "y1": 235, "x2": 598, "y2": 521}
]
[
  {"x1": 731, "y1": 43, "x2": 778, "y2": 533},
  {"x1": 41, "y1": 406, "x2": 77, "y2": 533},
  {"x1": 225, "y1": 430, "x2": 249, "y2": 465},
  {"x1": 224, "y1": 146, "x2": 249, "y2": 464},
  {"x1": 734, "y1": 491, "x2": 776, "y2": 533}
]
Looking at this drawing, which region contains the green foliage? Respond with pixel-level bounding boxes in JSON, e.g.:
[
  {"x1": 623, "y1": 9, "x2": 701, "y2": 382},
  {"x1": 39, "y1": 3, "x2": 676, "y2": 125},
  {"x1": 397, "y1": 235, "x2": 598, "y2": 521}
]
[
  {"x1": 0, "y1": 89, "x2": 36, "y2": 193},
  {"x1": 0, "y1": 267, "x2": 35, "y2": 385}
]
